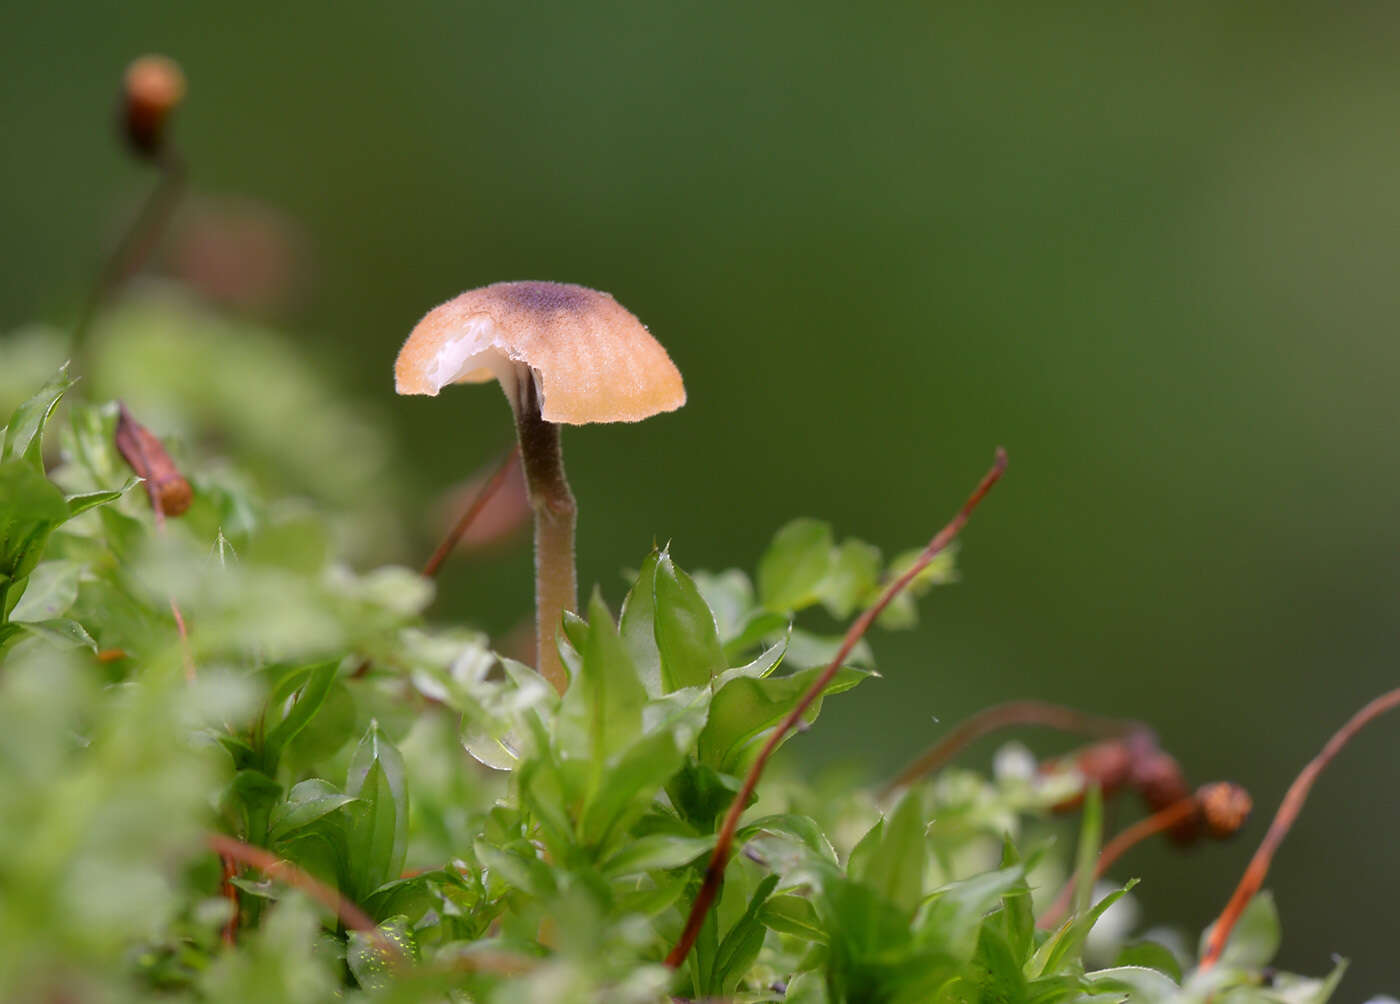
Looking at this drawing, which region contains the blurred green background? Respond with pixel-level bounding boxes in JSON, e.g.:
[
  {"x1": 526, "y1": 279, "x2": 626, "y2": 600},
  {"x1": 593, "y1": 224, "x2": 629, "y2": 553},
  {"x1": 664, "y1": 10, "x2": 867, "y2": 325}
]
[{"x1": 3, "y1": 1, "x2": 1397, "y2": 992}]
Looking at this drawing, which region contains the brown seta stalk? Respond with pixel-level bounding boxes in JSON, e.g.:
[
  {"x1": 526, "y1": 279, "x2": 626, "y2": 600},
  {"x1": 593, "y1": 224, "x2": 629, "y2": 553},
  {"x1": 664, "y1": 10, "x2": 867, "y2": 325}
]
[
  {"x1": 71, "y1": 153, "x2": 186, "y2": 357},
  {"x1": 1038, "y1": 795, "x2": 1200, "y2": 929},
  {"x1": 74, "y1": 55, "x2": 189, "y2": 361},
  {"x1": 1037, "y1": 781, "x2": 1251, "y2": 929},
  {"x1": 880, "y1": 700, "x2": 1144, "y2": 799},
  {"x1": 206, "y1": 833, "x2": 397, "y2": 956},
  {"x1": 218, "y1": 852, "x2": 239, "y2": 946},
  {"x1": 664, "y1": 448, "x2": 1008, "y2": 970},
  {"x1": 421, "y1": 446, "x2": 520, "y2": 578},
  {"x1": 351, "y1": 445, "x2": 519, "y2": 680},
  {"x1": 1199, "y1": 686, "x2": 1400, "y2": 969}
]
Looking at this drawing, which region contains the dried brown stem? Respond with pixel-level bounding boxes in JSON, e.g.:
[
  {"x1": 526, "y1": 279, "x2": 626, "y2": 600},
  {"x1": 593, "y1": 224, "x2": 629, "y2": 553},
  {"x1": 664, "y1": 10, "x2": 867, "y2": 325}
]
[
  {"x1": 206, "y1": 833, "x2": 392, "y2": 950},
  {"x1": 219, "y1": 852, "x2": 240, "y2": 946},
  {"x1": 664, "y1": 448, "x2": 1008, "y2": 970},
  {"x1": 1199, "y1": 686, "x2": 1400, "y2": 969},
  {"x1": 880, "y1": 700, "x2": 1144, "y2": 799},
  {"x1": 422, "y1": 446, "x2": 520, "y2": 578}
]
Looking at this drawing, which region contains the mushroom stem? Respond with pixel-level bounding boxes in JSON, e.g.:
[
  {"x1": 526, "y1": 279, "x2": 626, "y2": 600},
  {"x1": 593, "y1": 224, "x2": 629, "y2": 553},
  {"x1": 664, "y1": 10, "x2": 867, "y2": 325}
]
[{"x1": 511, "y1": 371, "x2": 577, "y2": 694}]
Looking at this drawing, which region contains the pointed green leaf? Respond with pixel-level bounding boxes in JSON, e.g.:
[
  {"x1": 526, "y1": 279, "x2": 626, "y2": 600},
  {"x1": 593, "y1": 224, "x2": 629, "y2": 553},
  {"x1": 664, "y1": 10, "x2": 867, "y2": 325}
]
[
  {"x1": 697, "y1": 664, "x2": 870, "y2": 772},
  {"x1": 758, "y1": 518, "x2": 834, "y2": 612},
  {"x1": 619, "y1": 550, "x2": 663, "y2": 694},
  {"x1": 1078, "y1": 965, "x2": 1179, "y2": 1001},
  {"x1": 821, "y1": 538, "x2": 882, "y2": 618},
  {"x1": 665, "y1": 761, "x2": 743, "y2": 832},
  {"x1": 599, "y1": 833, "x2": 715, "y2": 878},
  {"x1": 263, "y1": 659, "x2": 341, "y2": 768},
  {"x1": 760, "y1": 894, "x2": 827, "y2": 943},
  {"x1": 473, "y1": 839, "x2": 556, "y2": 898},
  {"x1": 269, "y1": 779, "x2": 358, "y2": 843},
  {"x1": 557, "y1": 590, "x2": 647, "y2": 762},
  {"x1": 8, "y1": 560, "x2": 81, "y2": 622},
  {"x1": 738, "y1": 813, "x2": 839, "y2": 864},
  {"x1": 781, "y1": 628, "x2": 875, "y2": 671},
  {"x1": 710, "y1": 873, "x2": 780, "y2": 996},
  {"x1": 14, "y1": 617, "x2": 97, "y2": 651},
  {"x1": 998, "y1": 835, "x2": 1035, "y2": 962},
  {"x1": 1, "y1": 366, "x2": 73, "y2": 470},
  {"x1": 347, "y1": 915, "x2": 417, "y2": 991},
  {"x1": 65, "y1": 480, "x2": 137, "y2": 519},
  {"x1": 714, "y1": 634, "x2": 788, "y2": 687},
  {"x1": 1026, "y1": 880, "x2": 1137, "y2": 979},
  {"x1": 784, "y1": 970, "x2": 831, "y2": 1004},
  {"x1": 346, "y1": 760, "x2": 397, "y2": 897},
  {"x1": 1113, "y1": 940, "x2": 1182, "y2": 983},
  {"x1": 1071, "y1": 784, "x2": 1103, "y2": 918},
  {"x1": 653, "y1": 549, "x2": 726, "y2": 691},
  {"x1": 0, "y1": 460, "x2": 69, "y2": 616},
  {"x1": 722, "y1": 609, "x2": 790, "y2": 661},
  {"x1": 914, "y1": 865, "x2": 1028, "y2": 963},
  {"x1": 691, "y1": 567, "x2": 758, "y2": 643},
  {"x1": 970, "y1": 923, "x2": 1030, "y2": 1002},
  {"x1": 858, "y1": 788, "x2": 927, "y2": 915},
  {"x1": 346, "y1": 723, "x2": 409, "y2": 895},
  {"x1": 579, "y1": 717, "x2": 697, "y2": 850}
]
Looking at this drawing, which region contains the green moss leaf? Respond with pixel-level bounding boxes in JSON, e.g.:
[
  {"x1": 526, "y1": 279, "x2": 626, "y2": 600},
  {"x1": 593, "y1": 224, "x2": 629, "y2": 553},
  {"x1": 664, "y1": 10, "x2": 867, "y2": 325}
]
[
  {"x1": 856, "y1": 789, "x2": 927, "y2": 916},
  {"x1": 710, "y1": 873, "x2": 780, "y2": 996},
  {"x1": 347, "y1": 915, "x2": 417, "y2": 991},
  {"x1": 697, "y1": 664, "x2": 870, "y2": 773},
  {"x1": 653, "y1": 549, "x2": 726, "y2": 691},
  {"x1": 758, "y1": 518, "x2": 834, "y2": 612},
  {"x1": 8, "y1": 560, "x2": 82, "y2": 622},
  {"x1": 1, "y1": 365, "x2": 73, "y2": 471},
  {"x1": 262, "y1": 658, "x2": 341, "y2": 770},
  {"x1": 268, "y1": 779, "x2": 357, "y2": 844},
  {"x1": 345, "y1": 722, "x2": 408, "y2": 897},
  {"x1": 557, "y1": 590, "x2": 648, "y2": 763},
  {"x1": 599, "y1": 833, "x2": 715, "y2": 878}
]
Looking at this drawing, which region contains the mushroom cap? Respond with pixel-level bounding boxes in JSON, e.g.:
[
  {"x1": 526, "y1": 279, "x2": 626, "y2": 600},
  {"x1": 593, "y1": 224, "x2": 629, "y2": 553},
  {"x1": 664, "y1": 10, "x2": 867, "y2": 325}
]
[{"x1": 395, "y1": 281, "x2": 685, "y2": 425}]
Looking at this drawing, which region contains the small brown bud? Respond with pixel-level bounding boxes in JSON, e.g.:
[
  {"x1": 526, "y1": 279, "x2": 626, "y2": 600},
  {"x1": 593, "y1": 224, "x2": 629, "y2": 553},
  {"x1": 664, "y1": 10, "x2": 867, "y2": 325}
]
[
  {"x1": 1045, "y1": 738, "x2": 1136, "y2": 812},
  {"x1": 115, "y1": 405, "x2": 193, "y2": 518},
  {"x1": 1132, "y1": 749, "x2": 1199, "y2": 844},
  {"x1": 122, "y1": 55, "x2": 185, "y2": 157},
  {"x1": 1197, "y1": 782, "x2": 1252, "y2": 839}
]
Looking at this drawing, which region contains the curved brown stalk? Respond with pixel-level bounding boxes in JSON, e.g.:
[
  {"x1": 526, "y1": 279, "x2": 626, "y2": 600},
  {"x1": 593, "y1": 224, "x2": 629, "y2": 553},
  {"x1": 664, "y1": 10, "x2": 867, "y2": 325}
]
[
  {"x1": 1199, "y1": 686, "x2": 1400, "y2": 969},
  {"x1": 664, "y1": 448, "x2": 1008, "y2": 970},
  {"x1": 73, "y1": 151, "x2": 186, "y2": 360},
  {"x1": 350, "y1": 445, "x2": 519, "y2": 681},
  {"x1": 207, "y1": 832, "x2": 396, "y2": 955},
  {"x1": 219, "y1": 852, "x2": 239, "y2": 946},
  {"x1": 880, "y1": 700, "x2": 1144, "y2": 799},
  {"x1": 1038, "y1": 795, "x2": 1200, "y2": 929},
  {"x1": 422, "y1": 445, "x2": 520, "y2": 578}
]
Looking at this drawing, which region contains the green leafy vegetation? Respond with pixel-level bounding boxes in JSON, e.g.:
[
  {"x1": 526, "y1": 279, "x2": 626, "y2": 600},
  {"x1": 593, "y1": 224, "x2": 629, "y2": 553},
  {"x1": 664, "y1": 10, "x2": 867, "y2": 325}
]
[{"x1": 0, "y1": 335, "x2": 1351, "y2": 1001}]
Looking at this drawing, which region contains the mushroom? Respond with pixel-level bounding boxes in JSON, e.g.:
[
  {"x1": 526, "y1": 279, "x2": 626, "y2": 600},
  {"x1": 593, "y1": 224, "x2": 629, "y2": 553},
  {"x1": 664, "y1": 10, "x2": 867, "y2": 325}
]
[{"x1": 395, "y1": 281, "x2": 685, "y2": 693}]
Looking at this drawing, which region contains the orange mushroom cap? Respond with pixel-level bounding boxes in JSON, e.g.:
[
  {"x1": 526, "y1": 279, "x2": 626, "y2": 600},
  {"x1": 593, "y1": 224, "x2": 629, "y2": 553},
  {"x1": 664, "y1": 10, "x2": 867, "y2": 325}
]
[{"x1": 395, "y1": 281, "x2": 685, "y2": 425}]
